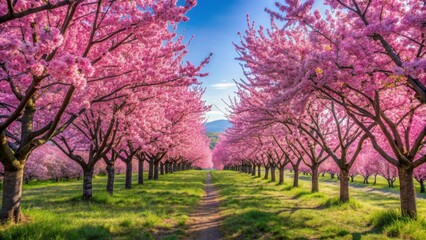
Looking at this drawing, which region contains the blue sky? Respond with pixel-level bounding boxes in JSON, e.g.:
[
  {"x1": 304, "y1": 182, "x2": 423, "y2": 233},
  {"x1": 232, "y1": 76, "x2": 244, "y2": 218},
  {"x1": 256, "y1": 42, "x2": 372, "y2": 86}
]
[{"x1": 177, "y1": 0, "x2": 277, "y2": 122}]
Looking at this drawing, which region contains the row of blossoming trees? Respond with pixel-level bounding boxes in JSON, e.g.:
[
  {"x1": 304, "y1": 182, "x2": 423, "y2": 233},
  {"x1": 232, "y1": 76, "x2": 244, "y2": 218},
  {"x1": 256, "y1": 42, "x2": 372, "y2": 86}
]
[
  {"x1": 0, "y1": 0, "x2": 212, "y2": 223},
  {"x1": 213, "y1": 0, "x2": 425, "y2": 219}
]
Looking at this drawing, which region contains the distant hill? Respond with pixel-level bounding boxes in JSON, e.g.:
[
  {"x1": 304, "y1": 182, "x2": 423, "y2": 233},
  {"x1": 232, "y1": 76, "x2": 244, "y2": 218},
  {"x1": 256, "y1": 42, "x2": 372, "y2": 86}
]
[{"x1": 204, "y1": 120, "x2": 231, "y2": 133}]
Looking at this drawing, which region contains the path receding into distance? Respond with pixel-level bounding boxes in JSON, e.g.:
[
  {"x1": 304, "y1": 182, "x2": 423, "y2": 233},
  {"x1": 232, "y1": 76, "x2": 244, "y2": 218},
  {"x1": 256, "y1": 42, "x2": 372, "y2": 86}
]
[{"x1": 186, "y1": 172, "x2": 224, "y2": 240}]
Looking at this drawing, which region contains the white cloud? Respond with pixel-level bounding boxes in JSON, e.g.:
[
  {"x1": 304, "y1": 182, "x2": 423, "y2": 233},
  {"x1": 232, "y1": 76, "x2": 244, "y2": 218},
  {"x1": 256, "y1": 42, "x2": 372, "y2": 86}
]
[
  {"x1": 207, "y1": 111, "x2": 224, "y2": 115},
  {"x1": 210, "y1": 82, "x2": 236, "y2": 90}
]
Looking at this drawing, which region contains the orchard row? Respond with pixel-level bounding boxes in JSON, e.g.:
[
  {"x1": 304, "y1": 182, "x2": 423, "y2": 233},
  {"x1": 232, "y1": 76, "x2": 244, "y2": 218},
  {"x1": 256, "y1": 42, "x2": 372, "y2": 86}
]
[
  {"x1": 0, "y1": 0, "x2": 211, "y2": 223},
  {"x1": 213, "y1": 0, "x2": 425, "y2": 219}
]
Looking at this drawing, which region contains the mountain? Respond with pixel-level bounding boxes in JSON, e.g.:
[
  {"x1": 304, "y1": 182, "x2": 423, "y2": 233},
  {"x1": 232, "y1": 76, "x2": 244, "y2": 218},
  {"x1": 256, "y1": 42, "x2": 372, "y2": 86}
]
[{"x1": 204, "y1": 120, "x2": 231, "y2": 133}]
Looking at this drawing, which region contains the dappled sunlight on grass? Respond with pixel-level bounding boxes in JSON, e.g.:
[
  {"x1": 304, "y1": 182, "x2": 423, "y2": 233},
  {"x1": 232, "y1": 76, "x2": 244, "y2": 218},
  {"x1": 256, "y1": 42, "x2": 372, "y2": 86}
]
[
  {"x1": 0, "y1": 170, "x2": 207, "y2": 240},
  {"x1": 213, "y1": 170, "x2": 426, "y2": 240}
]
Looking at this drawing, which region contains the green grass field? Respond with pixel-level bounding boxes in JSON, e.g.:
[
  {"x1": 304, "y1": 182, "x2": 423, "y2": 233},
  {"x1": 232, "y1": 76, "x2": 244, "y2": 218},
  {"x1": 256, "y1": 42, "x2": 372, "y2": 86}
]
[
  {"x1": 212, "y1": 170, "x2": 426, "y2": 240},
  {"x1": 0, "y1": 170, "x2": 207, "y2": 240},
  {"x1": 2, "y1": 170, "x2": 426, "y2": 240}
]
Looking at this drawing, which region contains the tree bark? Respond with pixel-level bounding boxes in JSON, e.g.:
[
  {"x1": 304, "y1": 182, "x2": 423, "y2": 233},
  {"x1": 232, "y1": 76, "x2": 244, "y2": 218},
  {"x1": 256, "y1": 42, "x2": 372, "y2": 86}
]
[
  {"x1": 125, "y1": 161, "x2": 132, "y2": 189},
  {"x1": 363, "y1": 177, "x2": 369, "y2": 184},
  {"x1": 251, "y1": 165, "x2": 256, "y2": 176},
  {"x1": 165, "y1": 162, "x2": 169, "y2": 174},
  {"x1": 278, "y1": 168, "x2": 284, "y2": 185},
  {"x1": 398, "y1": 167, "x2": 417, "y2": 218},
  {"x1": 154, "y1": 162, "x2": 159, "y2": 180},
  {"x1": 420, "y1": 180, "x2": 425, "y2": 193},
  {"x1": 271, "y1": 166, "x2": 276, "y2": 182},
  {"x1": 138, "y1": 158, "x2": 144, "y2": 184},
  {"x1": 339, "y1": 168, "x2": 350, "y2": 202},
  {"x1": 257, "y1": 164, "x2": 261, "y2": 178},
  {"x1": 0, "y1": 168, "x2": 24, "y2": 223},
  {"x1": 148, "y1": 160, "x2": 154, "y2": 180},
  {"x1": 311, "y1": 164, "x2": 319, "y2": 193},
  {"x1": 160, "y1": 163, "x2": 164, "y2": 175},
  {"x1": 82, "y1": 168, "x2": 94, "y2": 200},
  {"x1": 173, "y1": 162, "x2": 177, "y2": 172},
  {"x1": 293, "y1": 169, "x2": 299, "y2": 188},
  {"x1": 106, "y1": 163, "x2": 115, "y2": 195},
  {"x1": 264, "y1": 167, "x2": 270, "y2": 180}
]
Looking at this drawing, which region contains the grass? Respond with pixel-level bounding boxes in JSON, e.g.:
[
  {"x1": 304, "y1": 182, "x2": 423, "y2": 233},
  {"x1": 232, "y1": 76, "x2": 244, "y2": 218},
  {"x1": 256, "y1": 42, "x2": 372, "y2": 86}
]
[
  {"x1": 212, "y1": 170, "x2": 426, "y2": 240},
  {"x1": 0, "y1": 170, "x2": 207, "y2": 240}
]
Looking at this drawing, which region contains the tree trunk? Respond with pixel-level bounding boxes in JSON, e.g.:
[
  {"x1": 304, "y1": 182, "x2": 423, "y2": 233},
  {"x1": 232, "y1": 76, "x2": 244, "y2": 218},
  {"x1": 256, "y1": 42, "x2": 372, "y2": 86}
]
[
  {"x1": 363, "y1": 177, "x2": 369, "y2": 184},
  {"x1": 398, "y1": 167, "x2": 417, "y2": 218},
  {"x1": 373, "y1": 174, "x2": 377, "y2": 185},
  {"x1": 271, "y1": 166, "x2": 276, "y2": 182},
  {"x1": 82, "y1": 168, "x2": 94, "y2": 200},
  {"x1": 293, "y1": 168, "x2": 299, "y2": 188},
  {"x1": 264, "y1": 167, "x2": 270, "y2": 180},
  {"x1": 138, "y1": 158, "x2": 144, "y2": 184},
  {"x1": 311, "y1": 165, "x2": 319, "y2": 193},
  {"x1": 125, "y1": 161, "x2": 132, "y2": 189},
  {"x1": 420, "y1": 180, "x2": 425, "y2": 193},
  {"x1": 339, "y1": 168, "x2": 350, "y2": 203},
  {"x1": 148, "y1": 160, "x2": 154, "y2": 180},
  {"x1": 160, "y1": 163, "x2": 164, "y2": 175},
  {"x1": 173, "y1": 162, "x2": 178, "y2": 172},
  {"x1": 165, "y1": 163, "x2": 169, "y2": 174},
  {"x1": 257, "y1": 164, "x2": 261, "y2": 178},
  {"x1": 0, "y1": 168, "x2": 24, "y2": 223},
  {"x1": 278, "y1": 167, "x2": 284, "y2": 185},
  {"x1": 350, "y1": 176, "x2": 354, "y2": 182},
  {"x1": 331, "y1": 173, "x2": 335, "y2": 179},
  {"x1": 154, "y1": 162, "x2": 159, "y2": 180},
  {"x1": 106, "y1": 163, "x2": 115, "y2": 195},
  {"x1": 251, "y1": 165, "x2": 256, "y2": 176}
]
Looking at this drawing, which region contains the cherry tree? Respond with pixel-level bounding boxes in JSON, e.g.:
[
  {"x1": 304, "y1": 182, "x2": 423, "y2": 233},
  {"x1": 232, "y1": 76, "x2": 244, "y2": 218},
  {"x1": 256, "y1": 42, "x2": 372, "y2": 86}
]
[
  {"x1": 0, "y1": 0, "x2": 199, "y2": 221},
  {"x1": 232, "y1": 0, "x2": 425, "y2": 218}
]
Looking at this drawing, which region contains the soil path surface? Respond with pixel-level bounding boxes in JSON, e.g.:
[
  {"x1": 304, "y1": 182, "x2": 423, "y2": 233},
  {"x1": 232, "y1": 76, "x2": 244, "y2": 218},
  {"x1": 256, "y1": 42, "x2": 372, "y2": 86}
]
[{"x1": 186, "y1": 172, "x2": 224, "y2": 240}]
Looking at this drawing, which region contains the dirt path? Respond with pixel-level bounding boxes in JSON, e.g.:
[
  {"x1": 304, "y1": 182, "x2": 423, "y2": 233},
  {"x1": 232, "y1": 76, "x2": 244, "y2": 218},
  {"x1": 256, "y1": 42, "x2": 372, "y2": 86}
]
[{"x1": 185, "y1": 172, "x2": 224, "y2": 240}]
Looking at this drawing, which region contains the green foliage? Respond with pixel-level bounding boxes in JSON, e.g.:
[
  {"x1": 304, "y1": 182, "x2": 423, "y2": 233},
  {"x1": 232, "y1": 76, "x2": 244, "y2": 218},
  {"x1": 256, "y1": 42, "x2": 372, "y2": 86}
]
[{"x1": 0, "y1": 171, "x2": 207, "y2": 240}]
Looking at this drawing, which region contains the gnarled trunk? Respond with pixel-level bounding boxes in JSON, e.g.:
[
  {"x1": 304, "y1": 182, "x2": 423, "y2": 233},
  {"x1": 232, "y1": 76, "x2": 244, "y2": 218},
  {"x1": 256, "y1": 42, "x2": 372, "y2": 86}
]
[
  {"x1": 278, "y1": 168, "x2": 284, "y2": 184},
  {"x1": 311, "y1": 164, "x2": 319, "y2": 193},
  {"x1": 138, "y1": 158, "x2": 144, "y2": 184},
  {"x1": 106, "y1": 163, "x2": 115, "y2": 195},
  {"x1": 83, "y1": 168, "x2": 94, "y2": 200},
  {"x1": 293, "y1": 169, "x2": 299, "y2": 188},
  {"x1": 160, "y1": 163, "x2": 164, "y2": 175},
  {"x1": 257, "y1": 164, "x2": 261, "y2": 178},
  {"x1": 165, "y1": 162, "x2": 169, "y2": 174},
  {"x1": 271, "y1": 166, "x2": 276, "y2": 182},
  {"x1": 148, "y1": 160, "x2": 154, "y2": 180},
  {"x1": 173, "y1": 162, "x2": 178, "y2": 172},
  {"x1": 264, "y1": 167, "x2": 270, "y2": 180},
  {"x1": 125, "y1": 161, "x2": 132, "y2": 189},
  {"x1": 0, "y1": 168, "x2": 24, "y2": 223},
  {"x1": 398, "y1": 167, "x2": 417, "y2": 218},
  {"x1": 154, "y1": 162, "x2": 159, "y2": 180},
  {"x1": 339, "y1": 168, "x2": 350, "y2": 203}
]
